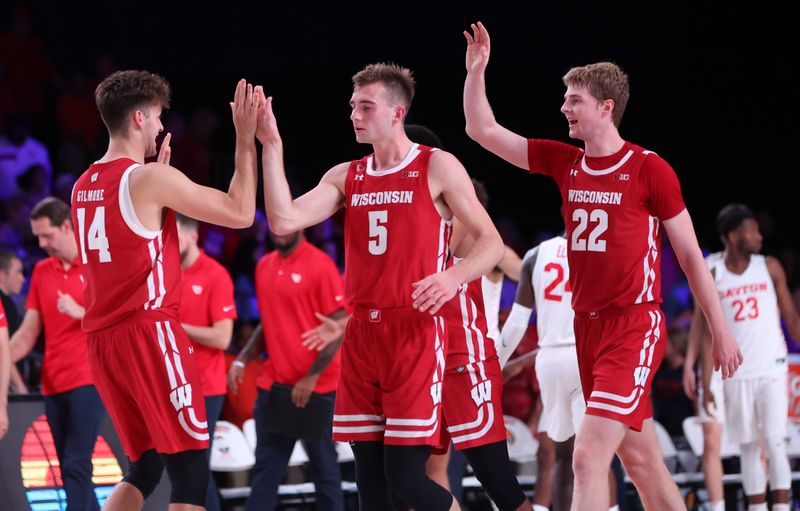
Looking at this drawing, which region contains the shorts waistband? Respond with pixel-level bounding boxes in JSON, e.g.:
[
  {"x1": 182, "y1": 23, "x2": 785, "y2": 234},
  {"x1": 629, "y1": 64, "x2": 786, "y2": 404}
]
[
  {"x1": 352, "y1": 305, "x2": 432, "y2": 323},
  {"x1": 87, "y1": 310, "x2": 179, "y2": 334},
  {"x1": 574, "y1": 302, "x2": 660, "y2": 320}
]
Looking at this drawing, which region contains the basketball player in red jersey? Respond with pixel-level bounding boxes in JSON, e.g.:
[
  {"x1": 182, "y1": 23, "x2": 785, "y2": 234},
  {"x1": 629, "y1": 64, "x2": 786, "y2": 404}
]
[
  {"x1": 71, "y1": 71, "x2": 260, "y2": 511},
  {"x1": 463, "y1": 22, "x2": 742, "y2": 510},
  {"x1": 257, "y1": 63, "x2": 503, "y2": 511}
]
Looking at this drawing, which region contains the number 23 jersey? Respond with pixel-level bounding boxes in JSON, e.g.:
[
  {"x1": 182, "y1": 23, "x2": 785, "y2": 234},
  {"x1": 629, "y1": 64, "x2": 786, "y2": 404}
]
[
  {"x1": 527, "y1": 139, "x2": 685, "y2": 313},
  {"x1": 344, "y1": 143, "x2": 452, "y2": 309}
]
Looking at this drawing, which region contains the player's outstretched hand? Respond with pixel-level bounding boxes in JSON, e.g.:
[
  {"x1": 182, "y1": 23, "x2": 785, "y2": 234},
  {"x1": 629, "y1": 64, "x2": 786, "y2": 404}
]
[
  {"x1": 464, "y1": 21, "x2": 491, "y2": 75},
  {"x1": 713, "y1": 328, "x2": 743, "y2": 380},
  {"x1": 256, "y1": 89, "x2": 281, "y2": 145},
  {"x1": 301, "y1": 312, "x2": 345, "y2": 351},
  {"x1": 231, "y1": 79, "x2": 261, "y2": 140},
  {"x1": 412, "y1": 271, "x2": 460, "y2": 314}
]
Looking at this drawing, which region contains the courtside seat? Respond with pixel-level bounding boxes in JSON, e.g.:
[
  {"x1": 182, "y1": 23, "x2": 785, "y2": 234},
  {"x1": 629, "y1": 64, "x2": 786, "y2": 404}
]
[
  {"x1": 503, "y1": 415, "x2": 538, "y2": 465},
  {"x1": 210, "y1": 420, "x2": 256, "y2": 472}
]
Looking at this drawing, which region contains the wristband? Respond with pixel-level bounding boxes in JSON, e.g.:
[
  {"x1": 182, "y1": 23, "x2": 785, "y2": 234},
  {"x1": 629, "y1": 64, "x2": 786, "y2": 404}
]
[{"x1": 232, "y1": 360, "x2": 246, "y2": 368}]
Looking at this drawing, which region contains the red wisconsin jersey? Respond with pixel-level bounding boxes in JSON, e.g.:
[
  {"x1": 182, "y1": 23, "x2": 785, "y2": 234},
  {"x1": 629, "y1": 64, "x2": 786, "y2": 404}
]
[
  {"x1": 528, "y1": 140, "x2": 685, "y2": 313},
  {"x1": 72, "y1": 158, "x2": 181, "y2": 332},
  {"x1": 344, "y1": 144, "x2": 452, "y2": 308}
]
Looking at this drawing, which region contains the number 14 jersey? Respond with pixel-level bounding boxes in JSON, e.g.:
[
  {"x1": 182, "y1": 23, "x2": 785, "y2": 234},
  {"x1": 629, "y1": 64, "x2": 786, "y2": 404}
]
[
  {"x1": 344, "y1": 144, "x2": 452, "y2": 309},
  {"x1": 527, "y1": 140, "x2": 686, "y2": 313},
  {"x1": 72, "y1": 158, "x2": 181, "y2": 332}
]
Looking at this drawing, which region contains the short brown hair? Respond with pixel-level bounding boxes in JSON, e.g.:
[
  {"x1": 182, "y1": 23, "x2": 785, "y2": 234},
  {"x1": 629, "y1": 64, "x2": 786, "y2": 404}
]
[
  {"x1": 352, "y1": 63, "x2": 415, "y2": 110},
  {"x1": 30, "y1": 197, "x2": 71, "y2": 227},
  {"x1": 563, "y1": 62, "x2": 629, "y2": 128},
  {"x1": 95, "y1": 70, "x2": 171, "y2": 135}
]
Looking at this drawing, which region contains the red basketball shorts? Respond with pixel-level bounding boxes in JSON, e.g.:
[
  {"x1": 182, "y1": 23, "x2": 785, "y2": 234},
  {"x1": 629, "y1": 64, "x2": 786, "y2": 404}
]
[
  {"x1": 87, "y1": 313, "x2": 209, "y2": 460},
  {"x1": 332, "y1": 306, "x2": 446, "y2": 446},
  {"x1": 573, "y1": 304, "x2": 666, "y2": 432}
]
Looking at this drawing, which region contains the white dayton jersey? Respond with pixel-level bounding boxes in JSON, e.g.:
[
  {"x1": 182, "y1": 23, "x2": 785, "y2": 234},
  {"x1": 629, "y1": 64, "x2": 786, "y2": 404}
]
[
  {"x1": 531, "y1": 236, "x2": 575, "y2": 347},
  {"x1": 481, "y1": 275, "x2": 502, "y2": 342},
  {"x1": 712, "y1": 254, "x2": 787, "y2": 380}
]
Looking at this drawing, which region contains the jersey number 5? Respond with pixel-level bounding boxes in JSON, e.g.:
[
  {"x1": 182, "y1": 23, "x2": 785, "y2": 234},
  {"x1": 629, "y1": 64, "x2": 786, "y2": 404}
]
[
  {"x1": 368, "y1": 210, "x2": 388, "y2": 255},
  {"x1": 571, "y1": 208, "x2": 608, "y2": 252},
  {"x1": 76, "y1": 207, "x2": 112, "y2": 264}
]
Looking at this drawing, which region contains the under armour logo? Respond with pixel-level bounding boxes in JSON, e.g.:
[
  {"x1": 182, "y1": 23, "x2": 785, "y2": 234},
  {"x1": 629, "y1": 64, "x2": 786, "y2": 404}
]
[
  {"x1": 354, "y1": 174, "x2": 364, "y2": 181},
  {"x1": 570, "y1": 169, "x2": 578, "y2": 177}
]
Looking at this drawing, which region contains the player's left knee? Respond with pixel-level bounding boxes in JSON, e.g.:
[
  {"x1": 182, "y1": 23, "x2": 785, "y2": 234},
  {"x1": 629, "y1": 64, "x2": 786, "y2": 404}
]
[
  {"x1": 162, "y1": 449, "x2": 209, "y2": 505},
  {"x1": 765, "y1": 435, "x2": 791, "y2": 489}
]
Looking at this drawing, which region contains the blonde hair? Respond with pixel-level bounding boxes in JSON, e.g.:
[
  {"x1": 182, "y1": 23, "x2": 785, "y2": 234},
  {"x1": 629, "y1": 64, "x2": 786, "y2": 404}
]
[{"x1": 563, "y1": 62, "x2": 629, "y2": 127}]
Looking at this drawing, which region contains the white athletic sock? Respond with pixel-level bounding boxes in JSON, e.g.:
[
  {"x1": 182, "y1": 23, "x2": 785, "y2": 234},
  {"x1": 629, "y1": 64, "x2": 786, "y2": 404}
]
[
  {"x1": 747, "y1": 503, "x2": 767, "y2": 511},
  {"x1": 708, "y1": 501, "x2": 725, "y2": 511},
  {"x1": 532, "y1": 505, "x2": 549, "y2": 511},
  {"x1": 771, "y1": 504, "x2": 790, "y2": 511}
]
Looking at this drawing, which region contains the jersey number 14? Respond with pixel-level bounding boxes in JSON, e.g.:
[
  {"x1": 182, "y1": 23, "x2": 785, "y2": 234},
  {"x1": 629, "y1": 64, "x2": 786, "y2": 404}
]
[{"x1": 76, "y1": 207, "x2": 112, "y2": 263}]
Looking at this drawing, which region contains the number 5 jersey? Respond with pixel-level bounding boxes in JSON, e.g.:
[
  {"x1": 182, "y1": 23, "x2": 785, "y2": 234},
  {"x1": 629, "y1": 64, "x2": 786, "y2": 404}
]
[{"x1": 343, "y1": 143, "x2": 452, "y2": 309}]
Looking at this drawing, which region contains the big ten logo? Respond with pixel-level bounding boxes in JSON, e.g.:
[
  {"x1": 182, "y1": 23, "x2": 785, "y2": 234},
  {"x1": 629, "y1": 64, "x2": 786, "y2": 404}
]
[
  {"x1": 556, "y1": 244, "x2": 567, "y2": 258},
  {"x1": 170, "y1": 383, "x2": 194, "y2": 412},
  {"x1": 789, "y1": 373, "x2": 800, "y2": 420},
  {"x1": 470, "y1": 380, "x2": 492, "y2": 407},
  {"x1": 430, "y1": 382, "x2": 442, "y2": 405}
]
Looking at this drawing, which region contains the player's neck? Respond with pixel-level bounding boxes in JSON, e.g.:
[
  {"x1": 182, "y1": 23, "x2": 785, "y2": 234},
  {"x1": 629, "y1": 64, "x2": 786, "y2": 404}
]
[
  {"x1": 370, "y1": 135, "x2": 414, "y2": 171},
  {"x1": 723, "y1": 248, "x2": 751, "y2": 274},
  {"x1": 582, "y1": 129, "x2": 625, "y2": 158},
  {"x1": 181, "y1": 245, "x2": 200, "y2": 270},
  {"x1": 98, "y1": 136, "x2": 145, "y2": 164}
]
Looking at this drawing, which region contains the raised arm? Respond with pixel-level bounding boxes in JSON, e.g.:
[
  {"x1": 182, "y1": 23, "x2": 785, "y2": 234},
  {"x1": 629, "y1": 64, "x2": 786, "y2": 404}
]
[
  {"x1": 256, "y1": 92, "x2": 346, "y2": 234},
  {"x1": 498, "y1": 247, "x2": 537, "y2": 367},
  {"x1": 412, "y1": 151, "x2": 504, "y2": 314},
  {"x1": 131, "y1": 80, "x2": 260, "y2": 229},
  {"x1": 664, "y1": 210, "x2": 742, "y2": 378},
  {"x1": 463, "y1": 22, "x2": 529, "y2": 170}
]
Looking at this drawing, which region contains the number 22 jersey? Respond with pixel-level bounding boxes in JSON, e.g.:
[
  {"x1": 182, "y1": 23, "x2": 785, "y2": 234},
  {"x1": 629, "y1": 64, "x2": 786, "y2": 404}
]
[
  {"x1": 527, "y1": 139, "x2": 686, "y2": 313},
  {"x1": 72, "y1": 158, "x2": 181, "y2": 332},
  {"x1": 344, "y1": 143, "x2": 452, "y2": 309}
]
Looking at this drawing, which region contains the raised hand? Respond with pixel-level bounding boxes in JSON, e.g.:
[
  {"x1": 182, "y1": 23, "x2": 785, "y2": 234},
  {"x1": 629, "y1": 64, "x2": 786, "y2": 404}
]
[
  {"x1": 157, "y1": 132, "x2": 172, "y2": 164},
  {"x1": 231, "y1": 79, "x2": 261, "y2": 140},
  {"x1": 256, "y1": 89, "x2": 281, "y2": 145},
  {"x1": 464, "y1": 21, "x2": 491, "y2": 74}
]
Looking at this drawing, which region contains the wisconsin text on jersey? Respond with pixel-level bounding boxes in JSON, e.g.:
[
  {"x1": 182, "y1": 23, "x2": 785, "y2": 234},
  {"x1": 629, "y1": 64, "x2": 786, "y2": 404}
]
[
  {"x1": 718, "y1": 282, "x2": 768, "y2": 299},
  {"x1": 567, "y1": 189, "x2": 622, "y2": 205},
  {"x1": 350, "y1": 190, "x2": 414, "y2": 207},
  {"x1": 74, "y1": 189, "x2": 105, "y2": 202}
]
